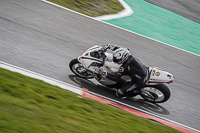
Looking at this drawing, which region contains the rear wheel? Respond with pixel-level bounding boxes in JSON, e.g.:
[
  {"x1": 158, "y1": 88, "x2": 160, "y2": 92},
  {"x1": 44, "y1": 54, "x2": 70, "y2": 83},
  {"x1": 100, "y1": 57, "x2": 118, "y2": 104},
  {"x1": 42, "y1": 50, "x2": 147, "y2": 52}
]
[
  {"x1": 140, "y1": 84, "x2": 171, "y2": 103},
  {"x1": 69, "y1": 58, "x2": 93, "y2": 79}
]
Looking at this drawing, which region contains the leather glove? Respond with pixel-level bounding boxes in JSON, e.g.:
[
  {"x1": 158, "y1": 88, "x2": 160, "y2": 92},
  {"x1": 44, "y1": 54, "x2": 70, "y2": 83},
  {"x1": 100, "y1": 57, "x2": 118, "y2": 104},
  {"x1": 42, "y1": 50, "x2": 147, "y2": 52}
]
[{"x1": 101, "y1": 44, "x2": 111, "y2": 51}]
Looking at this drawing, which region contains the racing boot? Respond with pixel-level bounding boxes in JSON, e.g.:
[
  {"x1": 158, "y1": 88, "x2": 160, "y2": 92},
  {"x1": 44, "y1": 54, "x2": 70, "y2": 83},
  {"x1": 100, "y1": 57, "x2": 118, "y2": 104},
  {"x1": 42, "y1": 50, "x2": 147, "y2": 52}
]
[
  {"x1": 116, "y1": 89, "x2": 127, "y2": 99},
  {"x1": 127, "y1": 89, "x2": 141, "y2": 97}
]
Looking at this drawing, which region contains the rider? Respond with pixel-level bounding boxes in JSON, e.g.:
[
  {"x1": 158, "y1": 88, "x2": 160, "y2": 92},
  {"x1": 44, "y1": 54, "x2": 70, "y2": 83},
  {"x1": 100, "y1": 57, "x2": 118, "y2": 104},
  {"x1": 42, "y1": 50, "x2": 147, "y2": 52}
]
[{"x1": 97, "y1": 44, "x2": 148, "y2": 99}]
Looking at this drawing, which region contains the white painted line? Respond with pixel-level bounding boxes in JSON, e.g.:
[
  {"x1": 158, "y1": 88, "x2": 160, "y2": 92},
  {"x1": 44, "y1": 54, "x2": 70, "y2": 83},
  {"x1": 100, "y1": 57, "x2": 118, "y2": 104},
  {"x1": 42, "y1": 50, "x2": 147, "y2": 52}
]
[
  {"x1": 0, "y1": 61, "x2": 82, "y2": 95},
  {"x1": 41, "y1": 0, "x2": 200, "y2": 57},
  {"x1": 0, "y1": 60, "x2": 199, "y2": 132},
  {"x1": 88, "y1": 91, "x2": 200, "y2": 133},
  {"x1": 94, "y1": 0, "x2": 134, "y2": 20},
  {"x1": 41, "y1": 0, "x2": 91, "y2": 18}
]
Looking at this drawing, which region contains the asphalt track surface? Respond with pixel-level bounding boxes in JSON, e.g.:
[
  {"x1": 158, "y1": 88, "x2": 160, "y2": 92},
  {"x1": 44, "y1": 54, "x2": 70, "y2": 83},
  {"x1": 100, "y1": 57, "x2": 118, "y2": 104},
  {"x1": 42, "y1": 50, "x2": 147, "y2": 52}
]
[
  {"x1": 145, "y1": 0, "x2": 200, "y2": 24},
  {"x1": 0, "y1": 0, "x2": 200, "y2": 131}
]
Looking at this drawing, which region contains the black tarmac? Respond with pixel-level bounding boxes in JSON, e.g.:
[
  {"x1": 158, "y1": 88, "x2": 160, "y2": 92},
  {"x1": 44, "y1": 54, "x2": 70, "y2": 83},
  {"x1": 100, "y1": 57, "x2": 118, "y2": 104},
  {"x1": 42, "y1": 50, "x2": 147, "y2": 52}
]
[{"x1": 0, "y1": 0, "x2": 199, "y2": 131}]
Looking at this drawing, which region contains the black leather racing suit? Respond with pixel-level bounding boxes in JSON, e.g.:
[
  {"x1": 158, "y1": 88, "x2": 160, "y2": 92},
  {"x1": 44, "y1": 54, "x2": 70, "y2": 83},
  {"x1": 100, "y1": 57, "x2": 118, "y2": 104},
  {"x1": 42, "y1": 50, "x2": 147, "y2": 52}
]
[{"x1": 106, "y1": 55, "x2": 148, "y2": 97}]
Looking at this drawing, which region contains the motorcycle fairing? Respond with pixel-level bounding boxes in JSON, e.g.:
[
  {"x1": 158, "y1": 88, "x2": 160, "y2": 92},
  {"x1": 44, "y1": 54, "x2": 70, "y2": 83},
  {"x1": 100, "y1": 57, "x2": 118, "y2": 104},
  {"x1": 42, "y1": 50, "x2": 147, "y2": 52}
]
[{"x1": 148, "y1": 67, "x2": 174, "y2": 85}]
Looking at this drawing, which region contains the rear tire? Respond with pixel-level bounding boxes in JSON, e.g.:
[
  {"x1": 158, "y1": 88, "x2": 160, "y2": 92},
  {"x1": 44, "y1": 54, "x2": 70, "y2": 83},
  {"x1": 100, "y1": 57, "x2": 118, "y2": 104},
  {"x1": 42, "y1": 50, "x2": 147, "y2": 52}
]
[
  {"x1": 69, "y1": 58, "x2": 93, "y2": 79},
  {"x1": 140, "y1": 84, "x2": 171, "y2": 103}
]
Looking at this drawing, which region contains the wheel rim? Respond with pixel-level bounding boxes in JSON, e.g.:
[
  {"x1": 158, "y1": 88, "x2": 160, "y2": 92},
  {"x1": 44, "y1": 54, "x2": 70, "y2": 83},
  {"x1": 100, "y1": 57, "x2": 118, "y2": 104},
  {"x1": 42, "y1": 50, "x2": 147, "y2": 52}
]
[
  {"x1": 72, "y1": 63, "x2": 93, "y2": 78},
  {"x1": 141, "y1": 87, "x2": 165, "y2": 103}
]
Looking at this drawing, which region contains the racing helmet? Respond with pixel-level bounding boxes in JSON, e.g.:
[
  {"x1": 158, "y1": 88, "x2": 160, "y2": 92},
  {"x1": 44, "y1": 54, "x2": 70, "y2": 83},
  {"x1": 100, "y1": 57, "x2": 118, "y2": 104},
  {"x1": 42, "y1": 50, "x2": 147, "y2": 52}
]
[{"x1": 113, "y1": 48, "x2": 131, "y2": 64}]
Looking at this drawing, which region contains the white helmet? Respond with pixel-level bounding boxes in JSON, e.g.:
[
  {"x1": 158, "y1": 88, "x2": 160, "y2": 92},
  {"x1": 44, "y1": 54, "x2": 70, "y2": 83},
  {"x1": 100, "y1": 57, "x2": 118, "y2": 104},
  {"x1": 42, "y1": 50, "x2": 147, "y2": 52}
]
[{"x1": 113, "y1": 48, "x2": 131, "y2": 64}]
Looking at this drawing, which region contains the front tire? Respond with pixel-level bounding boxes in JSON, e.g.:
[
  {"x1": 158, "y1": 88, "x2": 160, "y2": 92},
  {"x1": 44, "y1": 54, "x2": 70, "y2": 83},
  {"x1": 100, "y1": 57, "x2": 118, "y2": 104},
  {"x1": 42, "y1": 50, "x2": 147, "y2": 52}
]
[
  {"x1": 69, "y1": 58, "x2": 93, "y2": 79},
  {"x1": 140, "y1": 84, "x2": 171, "y2": 103}
]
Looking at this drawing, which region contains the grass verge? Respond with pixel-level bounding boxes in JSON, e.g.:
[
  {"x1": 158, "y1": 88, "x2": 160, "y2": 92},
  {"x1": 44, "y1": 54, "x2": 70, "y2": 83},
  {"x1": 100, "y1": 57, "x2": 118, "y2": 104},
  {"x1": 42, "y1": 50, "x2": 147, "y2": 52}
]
[
  {"x1": 0, "y1": 67, "x2": 181, "y2": 133},
  {"x1": 47, "y1": 0, "x2": 124, "y2": 17}
]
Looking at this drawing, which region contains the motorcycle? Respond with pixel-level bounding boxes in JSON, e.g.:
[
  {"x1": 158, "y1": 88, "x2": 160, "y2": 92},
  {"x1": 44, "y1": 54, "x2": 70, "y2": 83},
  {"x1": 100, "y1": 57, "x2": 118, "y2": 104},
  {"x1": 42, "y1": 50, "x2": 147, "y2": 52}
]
[{"x1": 69, "y1": 45, "x2": 174, "y2": 103}]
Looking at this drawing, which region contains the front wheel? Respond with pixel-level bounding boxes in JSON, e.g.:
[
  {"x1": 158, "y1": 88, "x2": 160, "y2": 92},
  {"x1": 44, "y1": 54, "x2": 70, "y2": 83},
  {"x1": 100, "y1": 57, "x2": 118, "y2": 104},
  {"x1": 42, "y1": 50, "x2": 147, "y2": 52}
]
[
  {"x1": 69, "y1": 58, "x2": 93, "y2": 79},
  {"x1": 140, "y1": 84, "x2": 171, "y2": 103}
]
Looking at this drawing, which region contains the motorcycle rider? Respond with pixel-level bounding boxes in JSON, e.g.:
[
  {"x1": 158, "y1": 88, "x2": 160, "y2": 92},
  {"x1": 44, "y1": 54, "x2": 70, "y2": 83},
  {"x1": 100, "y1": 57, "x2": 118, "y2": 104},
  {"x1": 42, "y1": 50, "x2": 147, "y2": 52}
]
[{"x1": 96, "y1": 44, "x2": 148, "y2": 99}]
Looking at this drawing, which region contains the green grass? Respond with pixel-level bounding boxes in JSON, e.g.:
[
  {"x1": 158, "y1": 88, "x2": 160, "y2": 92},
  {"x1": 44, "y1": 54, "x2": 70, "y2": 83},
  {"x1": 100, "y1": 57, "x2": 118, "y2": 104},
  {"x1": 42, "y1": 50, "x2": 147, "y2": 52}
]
[
  {"x1": 48, "y1": 0, "x2": 124, "y2": 17},
  {"x1": 0, "y1": 68, "x2": 181, "y2": 133}
]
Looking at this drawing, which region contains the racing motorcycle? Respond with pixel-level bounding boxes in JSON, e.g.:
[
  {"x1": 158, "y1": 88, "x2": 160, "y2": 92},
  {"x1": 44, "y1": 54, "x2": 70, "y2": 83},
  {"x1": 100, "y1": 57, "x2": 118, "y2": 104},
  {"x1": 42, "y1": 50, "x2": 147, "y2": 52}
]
[{"x1": 69, "y1": 45, "x2": 174, "y2": 103}]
